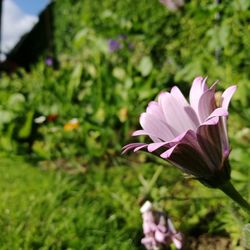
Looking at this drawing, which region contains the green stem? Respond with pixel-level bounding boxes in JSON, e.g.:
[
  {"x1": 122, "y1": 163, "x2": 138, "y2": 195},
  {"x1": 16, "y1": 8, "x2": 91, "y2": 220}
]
[{"x1": 219, "y1": 181, "x2": 250, "y2": 213}]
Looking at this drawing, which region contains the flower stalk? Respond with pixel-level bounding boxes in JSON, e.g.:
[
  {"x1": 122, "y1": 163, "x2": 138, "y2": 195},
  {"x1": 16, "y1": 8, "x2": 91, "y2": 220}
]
[{"x1": 218, "y1": 181, "x2": 250, "y2": 213}]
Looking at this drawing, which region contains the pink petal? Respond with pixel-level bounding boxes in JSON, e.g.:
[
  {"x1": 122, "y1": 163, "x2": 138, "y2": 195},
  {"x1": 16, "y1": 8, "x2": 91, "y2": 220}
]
[
  {"x1": 155, "y1": 230, "x2": 166, "y2": 243},
  {"x1": 220, "y1": 117, "x2": 229, "y2": 152},
  {"x1": 168, "y1": 144, "x2": 214, "y2": 177},
  {"x1": 184, "y1": 106, "x2": 200, "y2": 127},
  {"x1": 189, "y1": 76, "x2": 208, "y2": 114},
  {"x1": 172, "y1": 234, "x2": 183, "y2": 249},
  {"x1": 140, "y1": 112, "x2": 175, "y2": 142},
  {"x1": 197, "y1": 87, "x2": 216, "y2": 123},
  {"x1": 134, "y1": 144, "x2": 148, "y2": 152},
  {"x1": 146, "y1": 101, "x2": 165, "y2": 122},
  {"x1": 160, "y1": 145, "x2": 178, "y2": 158},
  {"x1": 201, "y1": 116, "x2": 219, "y2": 126},
  {"x1": 122, "y1": 143, "x2": 147, "y2": 154},
  {"x1": 148, "y1": 142, "x2": 168, "y2": 152},
  {"x1": 147, "y1": 131, "x2": 192, "y2": 152},
  {"x1": 205, "y1": 107, "x2": 228, "y2": 121},
  {"x1": 167, "y1": 218, "x2": 177, "y2": 234},
  {"x1": 221, "y1": 85, "x2": 237, "y2": 110},
  {"x1": 141, "y1": 237, "x2": 155, "y2": 246},
  {"x1": 218, "y1": 85, "x2": 236, "y2": 152},
  {"x1": 160, "y1": 130, "x2": 197, "y2": 159},
  {"x1": 197, "y1": 122, "x2": 223, "y2": 169},
  {"x1": 170, "y1": 130, "x2": 193, "y2": 143},
  {"x1": 132, "y1": 130, "x2": 167, "y2": 143},
  {"x1": 171, "y1": 86, "x2": 189, "y2": 107},
  {"x1": 159, "y1": 92, "x2": 198, "y2": 134},
  {"x1": 160, "y1": 130, "x2": 215, "y2": 177},
  {"x1": 171, "y1": 86, "x2": 200, "y2": 127},
  {"x1": 132, "y1": 130, "x2": 148, "y2": 136}
]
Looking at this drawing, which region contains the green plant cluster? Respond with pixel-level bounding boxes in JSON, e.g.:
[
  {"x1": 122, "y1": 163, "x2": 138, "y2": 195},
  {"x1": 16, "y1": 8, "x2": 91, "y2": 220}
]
[
  {"x1": 0, "y1": 155, "x2": 142, "y2": 249},
  {"x1": 0, "y1": 149, "x2": 249, "y2": 249},
  {"x1": 0, "y1": 1, "x2": 250, "y2": 247},
  {"x1": 1, "y1": 0, "x2": 250, "y2": 161}
]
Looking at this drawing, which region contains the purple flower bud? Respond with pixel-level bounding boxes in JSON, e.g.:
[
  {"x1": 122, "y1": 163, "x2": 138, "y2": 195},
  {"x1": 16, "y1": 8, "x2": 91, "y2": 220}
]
[
  {"x1": 45, "y1": 57, "x2": 53, "y2": 66},
  {"x1": 108, "y1": 39, "x2": 121, "y2": 52}
]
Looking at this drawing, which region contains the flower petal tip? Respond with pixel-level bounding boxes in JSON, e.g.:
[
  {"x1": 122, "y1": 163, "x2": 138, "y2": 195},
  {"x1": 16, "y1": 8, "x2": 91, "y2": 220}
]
[
  {"x1": 147, "y1": 142, "x2": 166, "y2": 152},
  {"x1": 160, "y1": 146, "x2": 177, "y2": 159},
  {"x1": 134, "y1": 144, "x2": 147, "y2": 152},
  {"x1": 132, "y1": 130, "x2": 144, "y2": 136},
  {"x1": 194, "y1": 76, "x2": 203, "y2": 81},
  {"x1": 221, "y1": 85, "x2": 237, "y2": 110}
]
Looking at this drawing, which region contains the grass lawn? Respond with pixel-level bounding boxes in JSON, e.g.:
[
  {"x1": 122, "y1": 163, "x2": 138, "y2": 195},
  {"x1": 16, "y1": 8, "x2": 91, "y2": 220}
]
[
  {"x1": 0, "y1": 155, "x2": 144, "y2": 250},
  {"x1": 0, "y1": 152, "x2": 247, "y2": 250}
]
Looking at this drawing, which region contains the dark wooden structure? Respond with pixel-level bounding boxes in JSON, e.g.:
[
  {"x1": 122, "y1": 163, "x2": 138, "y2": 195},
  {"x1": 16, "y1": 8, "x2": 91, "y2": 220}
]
[{"x1": 0, "y1": 2, "x2": 54, "y2": 72}]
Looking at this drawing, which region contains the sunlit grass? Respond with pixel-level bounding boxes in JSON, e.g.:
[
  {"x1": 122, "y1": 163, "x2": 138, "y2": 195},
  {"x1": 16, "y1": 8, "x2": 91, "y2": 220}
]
[
  {"x1": 1, "y1": 152, "x2": 247, "y2": 249},
  {"x1": 0, "y1": 155, "x2": 144, "y2": 249}
]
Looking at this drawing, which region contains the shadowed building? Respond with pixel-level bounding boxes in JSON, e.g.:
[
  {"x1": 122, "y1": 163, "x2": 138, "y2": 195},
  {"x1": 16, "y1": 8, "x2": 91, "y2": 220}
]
[{"x1": 0, "y1": 1, "x2": 54, "y2": 72}]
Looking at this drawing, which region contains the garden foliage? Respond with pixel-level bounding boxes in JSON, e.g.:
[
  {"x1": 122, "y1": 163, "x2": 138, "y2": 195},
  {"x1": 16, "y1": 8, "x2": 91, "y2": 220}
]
[
  {"x1": 0, "y1": 0, "x2": 250, "y2": 161},
  {"x1": 0, "y1": 0, "x2": 250, "y2": 248}
]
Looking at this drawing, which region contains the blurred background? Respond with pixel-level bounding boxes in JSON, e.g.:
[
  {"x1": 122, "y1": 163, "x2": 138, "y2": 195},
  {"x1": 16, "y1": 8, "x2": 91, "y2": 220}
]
[{"x1": 0, "y1": 0, "x2": 250, "y2": 249}]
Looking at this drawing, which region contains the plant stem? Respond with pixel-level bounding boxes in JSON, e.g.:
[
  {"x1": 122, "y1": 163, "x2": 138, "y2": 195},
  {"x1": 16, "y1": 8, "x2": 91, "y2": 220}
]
[{"x1": 219, "y1": 181, "x2": 250, "y2": 213}]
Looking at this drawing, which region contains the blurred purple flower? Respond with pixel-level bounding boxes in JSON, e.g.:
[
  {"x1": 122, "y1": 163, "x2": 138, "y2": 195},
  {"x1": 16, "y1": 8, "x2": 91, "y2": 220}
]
[
  {"x1": 108, "y1": 39, "x2": 122, "y2": 52},
  {"x1": 45, "y1": 57, "x2": 53, "y2": 66},
  {"x1": 140, "y1": 201, "x2": 183, "y2": 250},
  {"x1": 159, "y1": 0, "x2": 184, "y2": 11},
  {"x1": 123, "y1": 77, "x2": 237, "y2": 187},
  {"x1": 108, "y1": 35, "x2": 134, "y2": 52}
]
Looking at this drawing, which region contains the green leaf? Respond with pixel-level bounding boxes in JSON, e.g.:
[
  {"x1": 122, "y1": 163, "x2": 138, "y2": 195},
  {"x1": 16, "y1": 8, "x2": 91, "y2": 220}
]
[
  {"x1": 18, "y1": 111, "x2": 34, "y2": 139},
  {"x1": 138, "y1": 56, "x2": 153, "y2": 77},
  {"x1": 0, "y1": 110, "x2": 14, "y2": 124},
  {"x1": 67, "y1": 63, "x2": 83, "y2": 100},
  {"x1": 8, "y1": 93, "x2": 26, "y2": 112},
  {"x1": 231, "y1": 170, "x2": 248, "y2": 182},
  {"x1": 112, "y1": 67, "x2": 126, "y2": 80},
  {"x1": 242, "y1": 224, "x2": 250, "y2": 249}
]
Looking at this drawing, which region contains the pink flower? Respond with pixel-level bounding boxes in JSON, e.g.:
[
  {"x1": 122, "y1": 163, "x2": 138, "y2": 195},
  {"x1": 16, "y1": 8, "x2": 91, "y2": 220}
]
[
  {"x1": 140, "y1": 201, "x2": 183, "y2": 250},
  {"x1": 123, "y1": 77, "x2": 237, "y2": 187},
  {"x1": 159, "y1": 0, "x2": 184, "y2": 11}
]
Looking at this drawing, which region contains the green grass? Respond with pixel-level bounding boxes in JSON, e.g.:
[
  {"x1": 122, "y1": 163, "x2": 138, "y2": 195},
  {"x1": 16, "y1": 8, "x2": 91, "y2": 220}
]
[
  {"x1": 0, "y1": 151, "x2": 248, "y2": 250},
  {"x1": 0, "y1": 155, "x2": 144, "y2": 250}
]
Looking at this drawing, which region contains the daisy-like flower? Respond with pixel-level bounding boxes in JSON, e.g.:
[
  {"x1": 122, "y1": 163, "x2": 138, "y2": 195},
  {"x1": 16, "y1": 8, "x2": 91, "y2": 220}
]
[
  {"x1": 123, "y1": 77, "x2": 250, "y2": 212},
  {"x1": 123, "y1": 77, "x2": 236, "y2": 188}
]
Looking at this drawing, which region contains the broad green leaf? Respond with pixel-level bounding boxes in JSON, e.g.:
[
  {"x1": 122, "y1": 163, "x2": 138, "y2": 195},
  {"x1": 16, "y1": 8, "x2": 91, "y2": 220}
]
[
  {"x1": 67, "y1": 63, "x2": 83, "y2": 100},
  {"x1": 138, "y1": 56, "x2": 153, "y2": 77},
  {"x1": 18, "y1": 111, "x2": 34, "y2": 139}
]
